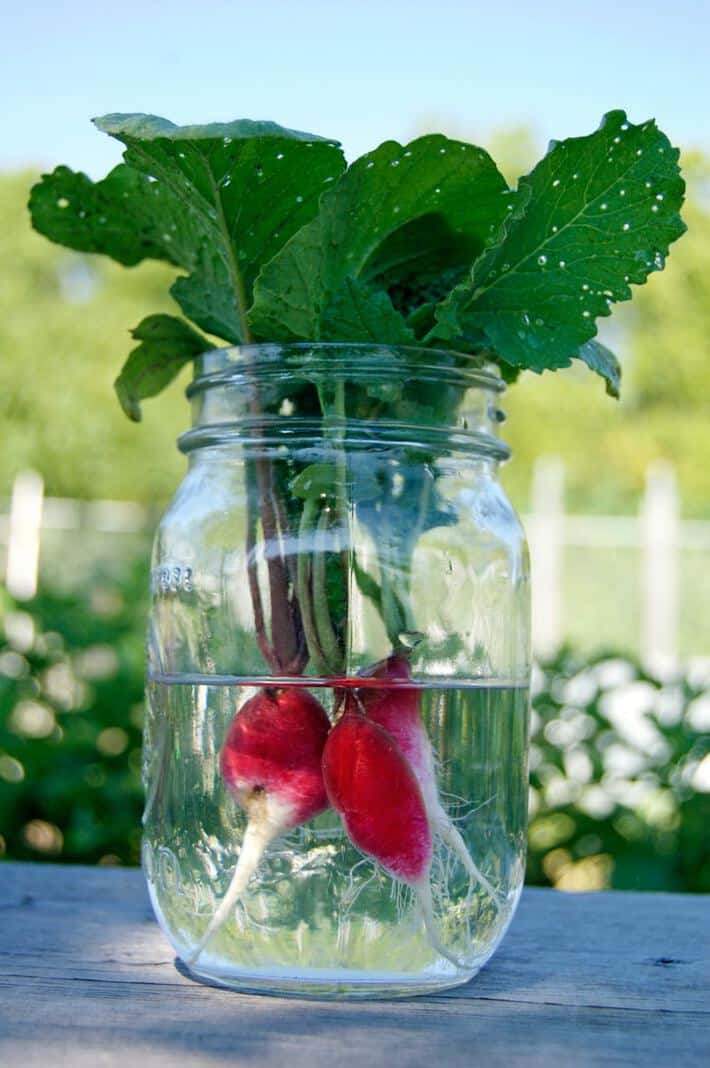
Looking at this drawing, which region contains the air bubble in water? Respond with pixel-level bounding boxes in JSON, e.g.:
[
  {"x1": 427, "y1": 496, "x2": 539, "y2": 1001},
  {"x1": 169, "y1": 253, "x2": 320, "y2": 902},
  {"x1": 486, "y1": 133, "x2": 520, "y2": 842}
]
[
  {"x1": 656, "y1": 193, "x2": 664, "y2": 201},
  {"x1": 552, "y1": 225, "x2": 558, "y2": 233},
  {"x1": 559, "y1": 260, "x2": 566, "y2": 268},
  {"x1": 391, "y1": 159, "x2": 400, "y2": 167},
  {"x1": 537, "y1": 254, "x2": 548, "y2": 265},
  {"x1": 582, "y1": 283, "x2": 590, "y2": 291},
  {"x1": 57, "y1": 198, "x2": 69, "y2": 208},
  {"x1": 276, "y1": 152, "x2": 284, "y2": 160},
  {"x1": 552, "y1": 178, "x2": 560, "y2": 187},
  {"x1": 645, "y1": 180, "x2": 653, "y2": 188},
  {"x1": 613, "y1": 136, "x2": 621, "y2": 144},
  {"x1": 296, "y1": 195, "x2": 304, "y2": 203},
  {"x1": 601, "y1": 203, "x2": 608, "y2": 210},
  {"x1": 651, "y1": 204, "x2": 659, "y2": 212},
  {"x1": 582, "y1": 310, "x2": 591, "y2": 318},
  {"x1": 622, "y1": 222, "x2": 630, "y2": 231},
  {"x1": 223, "y1": 137, "x2": 232, "y2": 144},
  {"x1": 620, "y1": 122, "x2": 629, "y2": 131},
  {"x1": 535, "y1": 317, "x2": 544, "y2": 326},
  {"x1": 619, "y1": 189, "x2": 626, "y2": 197},
  {"x1": 572, "y1": 173, "x2": 579, "y2": 179}
]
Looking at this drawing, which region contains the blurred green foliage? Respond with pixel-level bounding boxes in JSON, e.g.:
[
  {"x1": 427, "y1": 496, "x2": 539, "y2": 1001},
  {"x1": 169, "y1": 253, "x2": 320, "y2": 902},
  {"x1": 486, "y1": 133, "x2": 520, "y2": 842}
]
[
  {"x1": 0, "y1": 567, "x2": 148, "y2": 864},
  {"x1": 1, "y1": 571, "x2": 708, "y2": 889},
  {"x1": 0, "y1": 172, "x2": 188, "y2": 501},
  {"x1": 529, "y1": 649, "x2": 710, "y2": 892}
]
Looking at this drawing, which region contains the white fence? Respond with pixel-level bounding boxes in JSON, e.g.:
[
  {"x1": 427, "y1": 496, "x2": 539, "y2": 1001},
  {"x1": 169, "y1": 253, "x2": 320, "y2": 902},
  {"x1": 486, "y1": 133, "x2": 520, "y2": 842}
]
[
  {"x1": 526, "y1": 456, "x2": 710, "y2": 671},
  {"x1": 2, "y1": 462, "x2": 710, "y2": 669}
]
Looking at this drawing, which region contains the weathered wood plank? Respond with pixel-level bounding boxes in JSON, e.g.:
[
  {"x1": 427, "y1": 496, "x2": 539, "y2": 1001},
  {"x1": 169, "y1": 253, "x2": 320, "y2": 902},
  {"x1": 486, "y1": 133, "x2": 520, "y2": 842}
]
[
  {"x1": 0, "y1": 862, "x2": 708, "y2": 1067},
  {"x1": 0, "y1": 978, "x2": 706, "y2": 1068}
]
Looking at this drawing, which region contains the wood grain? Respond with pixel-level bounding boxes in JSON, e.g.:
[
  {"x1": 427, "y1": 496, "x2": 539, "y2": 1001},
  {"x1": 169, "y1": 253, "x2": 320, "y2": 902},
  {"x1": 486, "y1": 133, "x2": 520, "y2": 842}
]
[{"x1": 0, "y1": 862, "x2": 707, "y2": 1066}]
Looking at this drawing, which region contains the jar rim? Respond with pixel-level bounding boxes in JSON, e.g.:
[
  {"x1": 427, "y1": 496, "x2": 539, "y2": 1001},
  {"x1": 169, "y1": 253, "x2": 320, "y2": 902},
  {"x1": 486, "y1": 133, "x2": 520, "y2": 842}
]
[{"x1": 187, "y1": 342, "x2": 506, "y2": 399}]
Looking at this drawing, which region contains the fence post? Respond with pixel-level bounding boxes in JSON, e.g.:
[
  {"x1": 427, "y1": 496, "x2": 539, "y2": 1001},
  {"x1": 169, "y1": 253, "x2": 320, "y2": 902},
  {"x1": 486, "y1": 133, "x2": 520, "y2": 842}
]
[
  {"x1": 641, "y1": 461, "x2": 680, "y2": 674},
  {"x1": 5, "y1": 470, "x2": 44, "y2": 601},
  {"x1": 529, "y1": 455, "x2": 565, "y2": 658}
]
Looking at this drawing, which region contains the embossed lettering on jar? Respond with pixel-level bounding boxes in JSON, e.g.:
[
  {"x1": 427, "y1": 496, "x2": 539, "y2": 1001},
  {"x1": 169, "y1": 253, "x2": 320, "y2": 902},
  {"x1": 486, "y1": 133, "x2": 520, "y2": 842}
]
[{"x1": 143, "y1": 343, "x2": 531, "y2": 998}]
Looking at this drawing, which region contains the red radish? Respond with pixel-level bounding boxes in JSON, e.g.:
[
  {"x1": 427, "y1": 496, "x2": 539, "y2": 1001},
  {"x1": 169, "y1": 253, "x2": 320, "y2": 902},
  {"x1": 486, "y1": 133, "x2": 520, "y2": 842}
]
[
  {"x1": 187, "y1": 687, "x2": 331, "y2": 965},
  {"x1": 322, "y1": 705, "x2": 465, "y2": 968},
  {"x1": 360, "y1": 655, "x2": 502, "y2": 910}
]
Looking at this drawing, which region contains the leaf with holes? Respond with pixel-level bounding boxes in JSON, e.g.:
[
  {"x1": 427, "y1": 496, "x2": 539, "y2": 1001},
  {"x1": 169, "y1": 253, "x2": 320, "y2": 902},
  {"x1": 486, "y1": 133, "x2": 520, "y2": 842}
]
[
  {"x1": 29, "y1": 164, "x2": 183, "y2": 267},
  {"x1": 92, "y1": 114, "x2": 346, "y2": 343},
  {"x1": 249, "y1": 134, "x2": 511, "y2": 342},
  {"x1": 431, "y1": 111, "x2": 686, "y2": 390}
]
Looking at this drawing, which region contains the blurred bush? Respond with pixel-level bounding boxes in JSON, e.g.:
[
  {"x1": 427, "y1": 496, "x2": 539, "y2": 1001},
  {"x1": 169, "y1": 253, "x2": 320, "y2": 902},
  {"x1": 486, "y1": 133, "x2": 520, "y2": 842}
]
[
  {"x1": 0, "y1": 568, "x2": 148, "y2": 865},
  {"x1": 1, "y1": 574, "x2": 709, "y2": 889},
  {"x1": 529, "y1": 648, "x2": 710, "y2": 892}
]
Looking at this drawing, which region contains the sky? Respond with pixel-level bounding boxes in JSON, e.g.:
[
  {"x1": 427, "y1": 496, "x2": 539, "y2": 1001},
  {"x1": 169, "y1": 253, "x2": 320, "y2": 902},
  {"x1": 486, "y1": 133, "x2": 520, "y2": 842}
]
[{"x1": 3, "y1": 1, "x2": 709, "y2": 177}]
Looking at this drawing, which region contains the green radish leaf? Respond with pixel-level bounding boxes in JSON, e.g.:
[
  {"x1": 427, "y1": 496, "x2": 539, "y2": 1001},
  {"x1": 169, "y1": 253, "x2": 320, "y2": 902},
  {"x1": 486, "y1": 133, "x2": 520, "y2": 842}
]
[
  {"x1": 433, "y1": 111, "x2": 686, "y2": 388},
  {"x1": 291, "y1": 460, "x2": 383, "y2": 502},
  {"x1": 170, "y1": 243, "x2": 238, "y2": 342},
  {"x1": 29, "y1": 164, "x2": 181, "y2": 267},
  {"x1": 115, "y1": 314, "x2": 210, "y2": 421},
  {"x1": 290, "y1": 464, "x2": 339, "y2": 501},
  {"x1": 249, "y1": 134, "x2": 511, "y2": 342},
  {"x1": 320, "y1": 278, "x2": 415, "y2": 343},
  {"x1": 89, "y1": 114, "x2": 345, "y2": 342}
]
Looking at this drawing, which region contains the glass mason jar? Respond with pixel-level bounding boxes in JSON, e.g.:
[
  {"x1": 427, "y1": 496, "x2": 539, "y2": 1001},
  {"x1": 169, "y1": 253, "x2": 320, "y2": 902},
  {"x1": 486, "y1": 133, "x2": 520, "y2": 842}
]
[{"x1": 143, "y1": 343, "x2": 530, "y2": 998}]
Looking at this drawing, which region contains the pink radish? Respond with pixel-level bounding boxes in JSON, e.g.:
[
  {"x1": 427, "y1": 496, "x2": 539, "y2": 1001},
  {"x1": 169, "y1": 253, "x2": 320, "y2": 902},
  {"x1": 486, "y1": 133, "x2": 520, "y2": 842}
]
[
  {"x1": 322, "y1": 704, "x2": 465, "y2": 967},
  {"x1": 187, "y1": 687, "x2": 331, "y2": 965},
  {"x1": 360, "y1": 655, "x2": 502, "y2": 910}
]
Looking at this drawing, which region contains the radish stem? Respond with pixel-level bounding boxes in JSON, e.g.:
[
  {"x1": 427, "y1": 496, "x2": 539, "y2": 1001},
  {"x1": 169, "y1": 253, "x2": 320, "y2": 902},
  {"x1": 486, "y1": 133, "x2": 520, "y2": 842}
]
[{"x1": 313, "y1": 507, "x2": 342, "y2": 674}]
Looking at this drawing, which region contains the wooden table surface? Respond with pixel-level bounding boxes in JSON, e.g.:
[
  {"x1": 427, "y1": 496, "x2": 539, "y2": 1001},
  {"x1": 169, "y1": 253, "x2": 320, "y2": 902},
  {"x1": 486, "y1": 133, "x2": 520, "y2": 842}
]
[{"x1": 0, "y1": 862, "x2": 707, "y2": 1067}]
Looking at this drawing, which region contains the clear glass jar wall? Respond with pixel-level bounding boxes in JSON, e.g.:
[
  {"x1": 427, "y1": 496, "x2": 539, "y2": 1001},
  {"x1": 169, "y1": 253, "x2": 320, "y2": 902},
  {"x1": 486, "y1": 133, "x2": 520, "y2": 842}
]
[{"x1": 143, "y1": 344, "x2": 531, "y2": 997}]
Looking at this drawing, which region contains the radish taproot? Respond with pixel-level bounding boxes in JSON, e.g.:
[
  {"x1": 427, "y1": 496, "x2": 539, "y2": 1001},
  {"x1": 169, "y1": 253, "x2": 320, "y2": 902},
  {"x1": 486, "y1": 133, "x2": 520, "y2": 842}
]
[
  {"x1": 322, "y1": 703, "x2": 466, "y2": 967},
  {"x1": 187, "y1": 687, "x2": 331, "y2": 965},
  {"x1": 361, "y1": 655, "x2": 502, "y2": 909}
]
